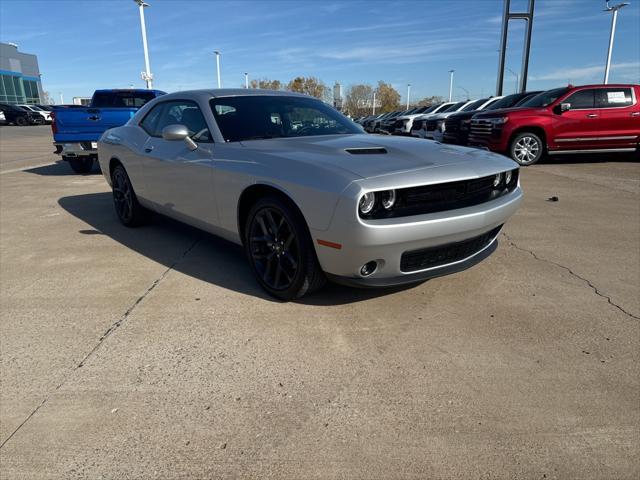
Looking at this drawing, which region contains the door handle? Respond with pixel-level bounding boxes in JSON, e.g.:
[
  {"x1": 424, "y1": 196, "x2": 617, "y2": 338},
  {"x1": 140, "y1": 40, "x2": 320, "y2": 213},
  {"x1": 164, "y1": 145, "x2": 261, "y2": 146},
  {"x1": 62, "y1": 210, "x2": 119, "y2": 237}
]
[
  {"x1": 631, "y1": 112, "x2": 640, "y2": 117},
  {"x1": 88, "y1": 115, "x2": 101, "y2": 121},
  {"x1": 144, "y1": 147, "x2": 154, "y2": 153},
  {"x1": 585, "y1": 114, "x2": 598, "y2": 118}
]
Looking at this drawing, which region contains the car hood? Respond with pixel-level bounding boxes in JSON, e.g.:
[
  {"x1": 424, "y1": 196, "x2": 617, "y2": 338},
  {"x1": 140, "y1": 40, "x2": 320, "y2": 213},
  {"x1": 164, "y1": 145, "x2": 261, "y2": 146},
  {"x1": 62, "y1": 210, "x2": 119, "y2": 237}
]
[
  {"x1": 472, "y1": 106, "x2": 538, "y2": 119},
  {"x1": 239, "y1": 134, "x2": 512, "y2": 180}
]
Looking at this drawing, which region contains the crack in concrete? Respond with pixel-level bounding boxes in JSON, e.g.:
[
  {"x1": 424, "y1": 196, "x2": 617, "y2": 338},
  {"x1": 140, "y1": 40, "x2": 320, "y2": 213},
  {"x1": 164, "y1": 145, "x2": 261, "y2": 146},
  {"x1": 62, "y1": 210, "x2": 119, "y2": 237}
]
[
  {"x1": 0, "y1": 239, "x2": 200, "y2": 450},
  {"x1": 503, "y1": 233, "x2": 639, "y2": 321}
]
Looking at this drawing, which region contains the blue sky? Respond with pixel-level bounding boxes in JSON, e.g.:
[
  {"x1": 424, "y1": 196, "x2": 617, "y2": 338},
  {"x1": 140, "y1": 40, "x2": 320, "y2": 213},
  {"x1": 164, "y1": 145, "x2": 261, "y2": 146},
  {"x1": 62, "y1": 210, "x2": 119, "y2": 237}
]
[{"x1": 1, "y1": 0, "x2": 639, "y2": 103}]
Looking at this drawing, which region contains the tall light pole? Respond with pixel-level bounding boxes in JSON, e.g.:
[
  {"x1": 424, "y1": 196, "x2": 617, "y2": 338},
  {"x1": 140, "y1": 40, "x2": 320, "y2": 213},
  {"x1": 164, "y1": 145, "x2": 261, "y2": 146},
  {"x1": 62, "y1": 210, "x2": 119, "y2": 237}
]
[
  {"x1": 448, "y1": 70, "x2": 455, "y2": 102},
  {"x1": 372, "y1": 90, "x2": 376, "y2": 115},
  {"x1": 59, "y1": 92, "x2": 64, "y2": 105},
  {"x1": 244, "y1": 72, "x2": 249, "y2": 89},
  {"x1": 406, "y1": 84, "x2": 411, "y2": 109},
  {"x1": 134, "y1": 0, "x2": 153, "y2": 89},
  {"x1": 214, "y1": 51, "x2": 221, "y2": 88},
  {"x1": 603, "y1": 1, "x2": 629, "y2": 84},
  {"x1": 507, "y1": 67, "x2": 519, "y2": 93}
]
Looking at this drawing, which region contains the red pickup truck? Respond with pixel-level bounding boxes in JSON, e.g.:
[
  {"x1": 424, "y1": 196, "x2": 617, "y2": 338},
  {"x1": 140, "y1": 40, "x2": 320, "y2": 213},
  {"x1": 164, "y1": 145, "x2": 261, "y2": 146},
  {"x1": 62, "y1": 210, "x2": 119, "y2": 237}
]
[{"x1": 468, "y1": 84, "x2": 640, "y2": 165}]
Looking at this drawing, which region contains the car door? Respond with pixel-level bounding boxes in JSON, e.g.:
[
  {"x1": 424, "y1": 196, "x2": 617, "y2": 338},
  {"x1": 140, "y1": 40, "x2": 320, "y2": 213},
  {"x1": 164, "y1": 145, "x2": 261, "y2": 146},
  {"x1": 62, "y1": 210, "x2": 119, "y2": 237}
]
[
  {"x1": 594, "y1": 86, "x2": 640, "y2": 149},
  {"x1": 139, "y1": 100, "x2": 218, "y2": 227},
  {"x1": 550, "y1": 88, "x2": 601, "y2": 150}
]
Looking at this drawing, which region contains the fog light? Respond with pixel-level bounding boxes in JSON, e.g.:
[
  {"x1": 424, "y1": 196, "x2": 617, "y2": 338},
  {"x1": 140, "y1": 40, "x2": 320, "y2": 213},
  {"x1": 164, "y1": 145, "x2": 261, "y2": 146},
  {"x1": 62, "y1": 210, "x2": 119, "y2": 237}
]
[
  {"x1": 505, "y1": 170, "x2": 513, "y2": 185},
  {"x1": 493, "y1": 173, "x2": 502, "y2": 187},
  {"x1": 360, "y1": 261, "x2": 377, "y2": 276}
]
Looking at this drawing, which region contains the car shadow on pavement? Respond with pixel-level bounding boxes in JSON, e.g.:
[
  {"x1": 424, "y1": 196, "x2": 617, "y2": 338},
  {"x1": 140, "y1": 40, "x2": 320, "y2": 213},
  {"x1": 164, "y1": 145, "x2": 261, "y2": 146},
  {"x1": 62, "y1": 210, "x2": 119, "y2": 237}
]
[
  {"x1": 24, "y1": 160, "x2": 101, "y2": 176},
  {"x1": 538, "y1": 151, "x2": 639, "y2": 165},
  {"x1": 58, "y1": 192, "x2": 416, "y2": 305}
]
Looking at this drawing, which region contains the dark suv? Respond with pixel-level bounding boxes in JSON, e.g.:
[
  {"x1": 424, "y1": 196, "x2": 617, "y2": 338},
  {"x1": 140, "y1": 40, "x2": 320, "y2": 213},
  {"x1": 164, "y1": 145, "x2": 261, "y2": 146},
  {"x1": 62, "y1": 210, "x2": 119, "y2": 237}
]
[{"x1": 0, "y1": 103, "x2": 44, "y2": 126}]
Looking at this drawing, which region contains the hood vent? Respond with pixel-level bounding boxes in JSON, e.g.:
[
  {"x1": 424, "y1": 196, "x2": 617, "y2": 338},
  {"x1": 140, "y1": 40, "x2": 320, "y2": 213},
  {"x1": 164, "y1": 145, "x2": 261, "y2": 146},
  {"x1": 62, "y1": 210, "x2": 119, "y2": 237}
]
[{"x1": 345, "y1": 147, "x2": 388, "y2": 155}]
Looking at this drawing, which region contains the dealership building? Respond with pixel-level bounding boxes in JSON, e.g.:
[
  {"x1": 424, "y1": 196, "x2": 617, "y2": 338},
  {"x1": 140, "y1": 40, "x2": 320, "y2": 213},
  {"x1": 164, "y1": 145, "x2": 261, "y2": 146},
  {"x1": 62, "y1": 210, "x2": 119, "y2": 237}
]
[{"x1": 0, "y1": 42, "x2": 43, "y2": 104}]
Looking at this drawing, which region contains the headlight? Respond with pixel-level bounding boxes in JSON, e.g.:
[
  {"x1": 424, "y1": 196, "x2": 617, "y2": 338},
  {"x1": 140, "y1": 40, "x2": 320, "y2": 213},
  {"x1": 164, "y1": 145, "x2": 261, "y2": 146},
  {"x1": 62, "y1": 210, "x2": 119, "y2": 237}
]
[
  {"x1": 505, "y1": 170, "x2": 513, "y2": 185},
  {"x1": 359, "y1": 192, "x2": 376, "y2": 215},
  {"x1": 489, "y1": 116, "x2": 508, "y2": 125},
  {"x1": 437, "y1": 120, "x2": 445, "y2": 132},
  {"x1": 381, "y1": 189, "x2": 396, "y2": 209},
  {"x1": 493, "y1": 173, "x2": 502, "y2": 187}
]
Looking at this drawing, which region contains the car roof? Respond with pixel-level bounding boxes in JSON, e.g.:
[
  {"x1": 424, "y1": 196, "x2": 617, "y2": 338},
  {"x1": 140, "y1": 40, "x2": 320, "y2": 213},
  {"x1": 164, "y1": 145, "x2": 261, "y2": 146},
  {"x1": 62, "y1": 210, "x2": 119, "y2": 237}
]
[{"x1": 160, "y1": 88, "x2": 310, "y2": 101}]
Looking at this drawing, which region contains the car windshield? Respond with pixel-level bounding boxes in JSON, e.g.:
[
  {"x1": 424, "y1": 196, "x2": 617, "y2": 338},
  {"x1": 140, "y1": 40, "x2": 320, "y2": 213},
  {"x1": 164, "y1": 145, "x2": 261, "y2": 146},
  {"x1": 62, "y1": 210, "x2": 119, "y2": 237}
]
[
  {"x1": 461, "y1": 98, "x2": 488, "y2": 111},
  {"x1": 519, "y1": 87, "x2": 569, "y2": 108},
  {"x1": 210, "y1": 95, "x2": 362, "y2": 142},
  {"x1": 486, "y1": 94, "x2": 525, "y2": 110},
  {"x1": 421, "y1": 105, "x2": 439, "y2": 114},
  {"x1": 92, "y1": 91, "x2": 158, "y2": 108},
  {"x1": 443, "y1": 101, "x2": 466, "y2": 112}
]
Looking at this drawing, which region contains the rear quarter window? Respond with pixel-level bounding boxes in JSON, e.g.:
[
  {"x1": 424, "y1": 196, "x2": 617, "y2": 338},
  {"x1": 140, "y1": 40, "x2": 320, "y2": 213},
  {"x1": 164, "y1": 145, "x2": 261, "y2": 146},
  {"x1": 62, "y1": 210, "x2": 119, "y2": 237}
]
[{"x1": 596, "y1": 88, "x2": 634, "y2": 108}]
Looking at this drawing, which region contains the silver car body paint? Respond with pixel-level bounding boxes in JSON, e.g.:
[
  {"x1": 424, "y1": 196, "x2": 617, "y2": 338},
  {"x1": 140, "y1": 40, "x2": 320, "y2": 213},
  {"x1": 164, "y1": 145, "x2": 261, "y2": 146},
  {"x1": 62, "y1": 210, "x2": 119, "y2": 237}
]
[{"x1": 98, "y1": 89, "x2": 522, "y2": 286}]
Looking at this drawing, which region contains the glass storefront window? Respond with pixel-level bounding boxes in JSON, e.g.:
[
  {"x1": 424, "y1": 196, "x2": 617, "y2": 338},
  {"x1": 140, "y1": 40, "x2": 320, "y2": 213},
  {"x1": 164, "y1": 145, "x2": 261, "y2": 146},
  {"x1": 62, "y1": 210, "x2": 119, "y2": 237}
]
[{"x1": 0, "y1": 74, "x2": 40, "y2": 104}]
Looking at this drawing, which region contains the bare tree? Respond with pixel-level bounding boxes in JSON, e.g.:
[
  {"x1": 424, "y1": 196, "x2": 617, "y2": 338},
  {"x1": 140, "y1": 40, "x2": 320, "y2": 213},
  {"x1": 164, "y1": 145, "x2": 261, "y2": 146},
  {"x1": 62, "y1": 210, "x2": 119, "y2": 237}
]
[
  {"x1": 344, "y1": 84, "x2": 374, "y2": 117},
  {"x1": 415, "y1": 95, "x2": 445, "y2": 107}
]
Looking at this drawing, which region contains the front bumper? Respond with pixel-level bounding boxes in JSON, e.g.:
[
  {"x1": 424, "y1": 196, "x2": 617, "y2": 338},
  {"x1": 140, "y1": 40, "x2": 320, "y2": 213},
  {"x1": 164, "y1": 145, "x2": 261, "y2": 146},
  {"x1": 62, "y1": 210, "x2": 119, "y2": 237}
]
[{"x1": 312, "y1": 186, "x2": 522, "y2": 287}]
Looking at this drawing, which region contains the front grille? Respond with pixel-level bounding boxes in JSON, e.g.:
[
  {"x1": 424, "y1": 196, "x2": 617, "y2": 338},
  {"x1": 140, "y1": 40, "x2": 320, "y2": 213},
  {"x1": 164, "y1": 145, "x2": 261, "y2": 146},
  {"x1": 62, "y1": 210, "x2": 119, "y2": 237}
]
[
  {"x1": 359, "y1": 170, "x2": 519, "y2": 219},
  {"x1": 470, "y1": 119, "x2": 493, "y2": 137},
  {"x1": 393, "y1": 119, "x2": 405, "y2": 130},
  {"x1": 400, "y1": 225, "x2": 502, "y2": 272},
  {"x1": 444, "y1": 118, "x2": 459, "y2": 134},
  {"x1": 425, "y1": 119, "x2": 438, "y2": 132}
]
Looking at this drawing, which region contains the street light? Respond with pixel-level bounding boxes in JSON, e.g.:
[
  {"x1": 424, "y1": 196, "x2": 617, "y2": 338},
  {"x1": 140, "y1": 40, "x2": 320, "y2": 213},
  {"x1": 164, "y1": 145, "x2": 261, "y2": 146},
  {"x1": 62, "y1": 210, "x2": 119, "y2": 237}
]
[
  {"x1": 372, "y1": 90, "x2": 376, "y2": 115},
  {"x1": 59, "y1": 92, "x2": 64, "y2": 104},
  {"x1": 244, "y1": 72, "x2": 249, "y2": 89},
  {"x1": 448, "y1": 70, "x2": 455, "y2": 102},
  {"x1": 134, "y1": 0, "x2": 153, "y2": 89},
  {"x1": 603, "y1": 1, "x2": 629, "y2": 84},
  {"x1": 214, "y1": 51, "x2": 222, "y2": 88},
  {"x1": 406, "y1": 84, "x2": 411, "y2": 110},
  {"x1": 507, "y1": 67, "x2": 519, "y2": 93}
]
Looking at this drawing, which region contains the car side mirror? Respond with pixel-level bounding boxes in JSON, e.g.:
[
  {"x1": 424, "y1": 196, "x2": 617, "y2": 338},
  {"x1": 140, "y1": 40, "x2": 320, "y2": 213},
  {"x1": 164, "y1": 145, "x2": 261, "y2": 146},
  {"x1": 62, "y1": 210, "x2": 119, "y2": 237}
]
[
  {"x1": 560, "y1": 102, "x2": 571, "y2": 112},
  {"x1": 161, "y1": 124, "x2": 198, "y2": 151}
]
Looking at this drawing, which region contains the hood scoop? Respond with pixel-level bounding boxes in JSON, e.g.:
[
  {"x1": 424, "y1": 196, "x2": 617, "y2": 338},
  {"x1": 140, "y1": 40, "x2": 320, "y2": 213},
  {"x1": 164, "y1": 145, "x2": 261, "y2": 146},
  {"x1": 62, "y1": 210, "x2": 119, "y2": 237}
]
[{"x1": 344, "y1": 147, "x2": 388, "y2": 155}]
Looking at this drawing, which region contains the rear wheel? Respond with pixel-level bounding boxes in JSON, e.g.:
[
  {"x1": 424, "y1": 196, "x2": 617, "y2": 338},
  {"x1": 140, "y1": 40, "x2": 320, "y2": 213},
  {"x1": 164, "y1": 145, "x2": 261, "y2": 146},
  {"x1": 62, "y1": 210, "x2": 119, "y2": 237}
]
[
  {"x1": 510, "y1": 132, "x2": 544, "y2": 166},
  {"x1": 67, "y1": 157, "x2": 94, "y2": 174},
  {"x1": 15, "y1": 116, "x2": 28, "y2": 126},
  {"x1": 245, "y1": 196, "x2": 325, "y2": 301},
  {"x1": 111, "y1": 164, "x2": 147, "y2": 227}
]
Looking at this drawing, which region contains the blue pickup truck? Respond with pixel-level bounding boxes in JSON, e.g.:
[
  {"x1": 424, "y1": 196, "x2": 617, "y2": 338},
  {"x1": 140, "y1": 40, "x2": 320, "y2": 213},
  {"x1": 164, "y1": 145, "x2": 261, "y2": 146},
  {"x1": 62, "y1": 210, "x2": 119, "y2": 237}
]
[{"x1": 52, "y1": 89, "x2": 165, "y2": 173}]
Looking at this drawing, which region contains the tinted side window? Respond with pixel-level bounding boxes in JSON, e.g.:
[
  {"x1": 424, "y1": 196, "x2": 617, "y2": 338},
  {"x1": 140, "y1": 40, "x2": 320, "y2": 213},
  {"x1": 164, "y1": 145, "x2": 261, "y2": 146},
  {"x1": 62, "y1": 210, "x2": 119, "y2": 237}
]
[
  {"x1": 153, "y1": 101, "x2": 212, "y2": 142},
  {"x1": 139, "y1": 104, "x2": 163, "y2": 136},
  {"x1": 564, "y1": 89, "x2": 595, "y2": 109},
  {"x1": 596, "y1": 88, "x2": 634, "y2": 108},
  {"x1": 92, "y1": 91, "x2": 158, "y2": 108}
]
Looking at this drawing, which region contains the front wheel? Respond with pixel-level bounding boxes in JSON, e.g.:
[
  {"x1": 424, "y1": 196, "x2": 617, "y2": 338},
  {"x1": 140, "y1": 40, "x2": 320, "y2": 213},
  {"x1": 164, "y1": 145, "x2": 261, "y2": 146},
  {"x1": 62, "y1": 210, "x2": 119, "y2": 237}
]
[
  {"x1": 245, "y1": 196, "x2": 325, "y2": 301},
  {"x1": 15, "y1": 116, "x2": 28, "y2": 126},
  {"x1": 509, "y1": 132, "x2": 544, "y2": 166}
]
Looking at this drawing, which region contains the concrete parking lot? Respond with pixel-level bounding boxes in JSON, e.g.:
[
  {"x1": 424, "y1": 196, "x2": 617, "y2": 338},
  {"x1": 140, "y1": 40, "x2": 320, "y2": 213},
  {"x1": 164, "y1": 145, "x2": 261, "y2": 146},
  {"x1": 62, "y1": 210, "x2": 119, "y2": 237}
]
[{"x1": 1, "y1": 125, "x2": 638, "y2": 479}]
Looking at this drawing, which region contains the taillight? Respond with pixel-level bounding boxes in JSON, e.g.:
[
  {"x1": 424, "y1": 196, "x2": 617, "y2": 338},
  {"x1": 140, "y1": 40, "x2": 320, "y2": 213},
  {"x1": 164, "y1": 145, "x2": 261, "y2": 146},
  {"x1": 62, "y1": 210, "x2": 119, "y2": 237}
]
[{"x1": 50, "y1": 111, "x2": 57, "y2": 134}]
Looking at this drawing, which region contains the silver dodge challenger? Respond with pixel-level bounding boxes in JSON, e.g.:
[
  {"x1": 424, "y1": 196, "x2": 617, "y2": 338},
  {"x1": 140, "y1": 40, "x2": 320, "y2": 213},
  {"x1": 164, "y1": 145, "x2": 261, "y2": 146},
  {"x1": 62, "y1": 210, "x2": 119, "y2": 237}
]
[{"x1": 98, "y1": 89, "x2": 522, "y2": 300}]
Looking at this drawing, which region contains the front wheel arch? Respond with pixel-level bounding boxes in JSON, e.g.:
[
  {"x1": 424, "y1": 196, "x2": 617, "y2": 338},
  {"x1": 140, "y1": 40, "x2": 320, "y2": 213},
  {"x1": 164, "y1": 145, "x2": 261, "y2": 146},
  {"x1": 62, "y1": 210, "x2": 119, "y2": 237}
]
[{"x1": 237, "y1": 184, "x2": 307, "y2": 245}]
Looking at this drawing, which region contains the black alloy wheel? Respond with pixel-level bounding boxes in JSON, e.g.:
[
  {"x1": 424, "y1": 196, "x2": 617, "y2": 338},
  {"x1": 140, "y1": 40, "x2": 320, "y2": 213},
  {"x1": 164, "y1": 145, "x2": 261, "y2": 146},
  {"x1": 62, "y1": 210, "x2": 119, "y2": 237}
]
[
  {"x1": 245, "y1": 196, "x2": 325, "y2": 300},
  {"x1": 111, "y1": 165, "x2": 147, "y2": 227},
  {"x1": 15, "y1": 116, "x2": 28, "y2": 126}
]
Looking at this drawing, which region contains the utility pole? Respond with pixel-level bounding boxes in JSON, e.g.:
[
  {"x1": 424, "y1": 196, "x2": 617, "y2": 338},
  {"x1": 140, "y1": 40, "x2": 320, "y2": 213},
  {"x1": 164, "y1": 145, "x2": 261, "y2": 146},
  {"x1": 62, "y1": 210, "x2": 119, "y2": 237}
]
[
  {"x1": 372, "y1": 90, "x2": 376, "y2": 115},
  {"x1": 134, "y1": 0, "x2": 153, "y2": 89},
  {"x1": 448, "y1": 70, "x2": 454, "y2": 102},
  {"x1": 214, "y1": 51, "x2": 221, "y2": 88},
  {"x1": 604, "y1": 1, "x2": 629, "y2": 84},
  {"x1": 59, "y1": 92, "x2": 64, "y2": 104},
  {"x1": 496, "y1": 0, "x2": 535, "y2": 95},
  {"x1": 244, "y1": 72, "x2": 249, "y2": 88},
  {"x1": 406, "y1": 84, "x2": 411, "y2": 109}
]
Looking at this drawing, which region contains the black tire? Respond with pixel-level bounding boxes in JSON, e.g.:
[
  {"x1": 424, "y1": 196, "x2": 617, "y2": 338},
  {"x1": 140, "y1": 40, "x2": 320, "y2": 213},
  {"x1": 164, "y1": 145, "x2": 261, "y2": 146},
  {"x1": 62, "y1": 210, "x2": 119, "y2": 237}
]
[
  {"x1": 15, "y1": 116, "x2": 28, "y2": 126},
  {"x1": 111, "y1": 164, "x2": 148, "y2": 227},
  {"x1": 67, "y1": 157, "x2": 94, "y2": 174},
  {"x1": 244, "y1": 195, "x2": 326, "y2": 301},
  {"x1": 509, "y1": 132, "x2": 544, "y2": 166}
]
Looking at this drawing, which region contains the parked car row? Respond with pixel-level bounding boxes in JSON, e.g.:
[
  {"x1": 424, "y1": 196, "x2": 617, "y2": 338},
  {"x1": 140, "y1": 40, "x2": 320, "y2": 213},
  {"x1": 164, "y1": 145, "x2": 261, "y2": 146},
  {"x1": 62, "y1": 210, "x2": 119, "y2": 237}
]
[
  {"x1": 0, "y1": 103, "x2": 51, "y2": 126},
  {"x1": 355, "y1": 83, "x2": 640, "y2": 165}
]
